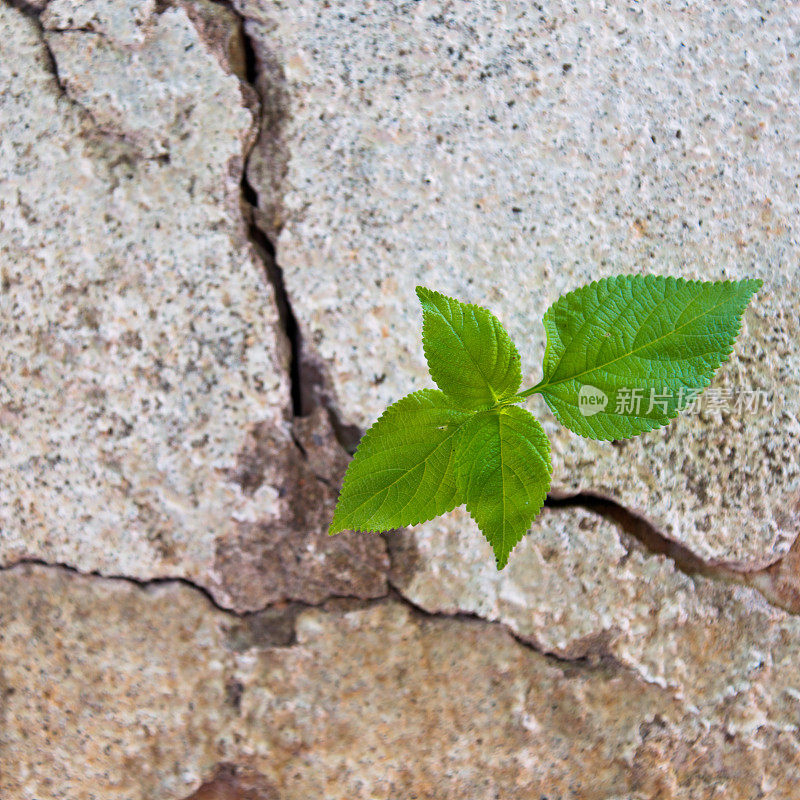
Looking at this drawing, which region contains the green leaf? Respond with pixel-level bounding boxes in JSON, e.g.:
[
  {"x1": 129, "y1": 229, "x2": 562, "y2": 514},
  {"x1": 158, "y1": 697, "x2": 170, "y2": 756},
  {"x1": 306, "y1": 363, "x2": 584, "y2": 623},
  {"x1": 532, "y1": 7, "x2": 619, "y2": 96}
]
[
  {"x1": 416, "y1": 286, "x2": 522, "y2": 410},
  {"x1": 329, "y1": 389, "x2": 473, "y2": 534},
  {"x1": 536, "y1": 275, "x2": 762, "y2": 440},
  {"x1": 454, "y1": 406, "x2": 552, "y2": 569}
]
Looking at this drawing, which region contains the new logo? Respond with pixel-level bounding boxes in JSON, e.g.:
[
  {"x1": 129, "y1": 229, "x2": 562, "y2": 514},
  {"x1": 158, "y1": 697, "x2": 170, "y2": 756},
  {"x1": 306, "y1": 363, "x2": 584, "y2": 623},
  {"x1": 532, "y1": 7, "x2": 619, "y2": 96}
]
[{"x1": 578, "y1": 384, "x2": 608, "y2": 416}]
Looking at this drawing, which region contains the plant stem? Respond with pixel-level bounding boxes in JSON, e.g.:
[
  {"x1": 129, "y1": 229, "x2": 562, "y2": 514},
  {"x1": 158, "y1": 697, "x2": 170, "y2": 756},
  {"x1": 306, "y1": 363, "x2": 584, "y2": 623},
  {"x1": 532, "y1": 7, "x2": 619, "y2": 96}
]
[{"x1": 504, "y1": 381, "x2": 547, "y2": 404}]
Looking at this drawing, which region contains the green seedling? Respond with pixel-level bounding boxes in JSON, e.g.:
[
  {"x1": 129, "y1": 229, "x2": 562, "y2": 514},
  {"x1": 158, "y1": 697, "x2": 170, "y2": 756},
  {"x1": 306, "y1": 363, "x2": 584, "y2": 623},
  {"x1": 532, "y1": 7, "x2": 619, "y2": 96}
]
[{"x1": 329, "y1": 275, "x2": 762, "y2": 568}]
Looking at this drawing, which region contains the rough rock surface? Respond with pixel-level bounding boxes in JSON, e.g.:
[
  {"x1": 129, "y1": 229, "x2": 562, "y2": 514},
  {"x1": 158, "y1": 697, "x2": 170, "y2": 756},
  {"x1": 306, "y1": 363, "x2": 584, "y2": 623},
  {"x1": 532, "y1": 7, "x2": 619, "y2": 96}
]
[
  {"x1": 215, "y1": 406, "x2": 388, "y2": 610},
  {"x1": 0, "y1": 1, "x2": 387, "y2": 608},
  {"x1": 4, "y1": 0, "x2": 800, "y2": 797},
  {"x1": 391, "y1": 506, "x2": 800, "y2": 733},
  {"x1": 241, "y1": 0, "x2": 800, "y2": 564},
  {"x1": 4, "y1": 564, "x2": 800, "y2": 800}
]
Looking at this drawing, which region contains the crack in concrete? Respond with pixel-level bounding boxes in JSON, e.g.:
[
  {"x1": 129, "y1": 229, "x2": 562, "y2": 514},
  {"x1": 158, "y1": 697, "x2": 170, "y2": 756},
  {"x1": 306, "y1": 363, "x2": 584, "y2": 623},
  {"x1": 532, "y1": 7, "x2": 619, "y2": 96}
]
[
  {"x1": 383, "y1": 577, "x2": 626, "y2": 672},
  {"x1": 5, "y1": 1, "x2": 70, "y2": 102},
  {"x1": 240, "y1": 206, "x2": 305, "y2": 417},
  {"x1": 546, "y1": 489, "x2": 800, "y2": 615},
  {"x1": 9, "y1": 0, "x2": 796, "y2": 651},
  {"x1": 221, "y1": 0, "x2": 305, "y2": 422},
  {"x1": 2, "y1": 557, "x2": 243, "y2": 615},
  {"x1": 230, "y1": 3, "x2": 800, "y2": 617},
  {"x1": 0, "y1": 558, "x2": 617, "y2": 672},
  {"x1": 225, "y1": 0, "x2": 363, "y2": 455}
]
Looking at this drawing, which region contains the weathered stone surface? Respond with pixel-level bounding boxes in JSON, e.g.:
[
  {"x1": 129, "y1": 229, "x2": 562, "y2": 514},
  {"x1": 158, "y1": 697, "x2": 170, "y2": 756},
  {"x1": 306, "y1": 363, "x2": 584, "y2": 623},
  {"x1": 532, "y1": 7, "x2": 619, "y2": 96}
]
[
  {"x1": 213, "y1": 406, "x2": 389, "y2": 610},
  {"x1": 0, "y1": 2, "x2": 387, "y2": 609},
  {"x1": 183, "y1": 764, "x2": 280, "y2": 800},
  {"x1": 0, "y1": 565, "x2": 240, "y2": 800},
  {"x1": 5, "y1": 2, "x2": 800, "y2": 798},
  {"x1": 43, "y1": 0, "x2": 156, "y2": 47},
  {"x1": 241, "y1": 0, "x2": 800, "y2": 563},
  {"x1": 391, "y1": 506, "x2": 800, "y2": 737},
  {"x1": 42, "y1": 1, "x2": 245, "y2": 159},
  {"x1": 4, "y1": 564, "x2": 800, "y2": 800}
]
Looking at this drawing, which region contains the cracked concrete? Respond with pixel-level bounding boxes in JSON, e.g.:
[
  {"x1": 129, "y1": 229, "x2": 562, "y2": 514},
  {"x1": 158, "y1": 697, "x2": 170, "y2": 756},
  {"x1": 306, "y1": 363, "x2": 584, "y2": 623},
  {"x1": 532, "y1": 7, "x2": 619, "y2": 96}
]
[
  {"x1": 243, "y1": 0, "x2": 800, "y2": 566},
  {"x1": 3, "y1": 0, "x2": 800, "y2": 797},
  {"x1": 0, "y1": 0, "x2": 387, "y2": 612},
  {"x1": 5, "y1": 562, "x2": 800, "y2": 800},
  {"x1": 546, "y1": 490, "x2": 800, "y2": 616}
]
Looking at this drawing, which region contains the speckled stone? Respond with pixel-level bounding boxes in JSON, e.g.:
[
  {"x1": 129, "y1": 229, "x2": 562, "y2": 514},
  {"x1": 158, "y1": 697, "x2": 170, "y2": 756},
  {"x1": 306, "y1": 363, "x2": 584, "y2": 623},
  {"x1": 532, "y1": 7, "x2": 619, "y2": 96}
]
[
  {"x1": 183, "y1": 764, "x2": 280, "y2": 800},
  {"x1": 240, "y1": 0, "x2": 800, "y2": 564},
  {"x1": 5, "y1": 2, "x2": 800, "y2": 797},
  {"x1": 43, "y1": 0, "x2": 156, "y2": 47},
  {"x1": 4, "y1": 564, "x2": 800, "y2": 800},
  {"x1": 391, "y1": 506, "x2": 800, "y2": 735},
  {"x1": 0, "y1": 566, "x2": 241, "y2": 800},
  {"x1": 0, "y1": 2, "x2": 387, "y2": 608}
]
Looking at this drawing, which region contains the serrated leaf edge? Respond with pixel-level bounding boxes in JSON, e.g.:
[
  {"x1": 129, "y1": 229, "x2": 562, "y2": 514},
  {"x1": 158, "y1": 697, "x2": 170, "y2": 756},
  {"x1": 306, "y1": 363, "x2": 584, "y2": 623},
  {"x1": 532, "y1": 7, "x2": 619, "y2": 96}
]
[
  {"x1": 416, "y1": 285, "x2": 522, "y2": 409},
  {"x1": 539, "y1": 275, "x2": 762, "y2": 441},
  {"x1": 455, "y1": 407, "x2": 553, "y2": 568},
  {"x1": 328, "y1": 388, "x2": 473, "y2": 534}
]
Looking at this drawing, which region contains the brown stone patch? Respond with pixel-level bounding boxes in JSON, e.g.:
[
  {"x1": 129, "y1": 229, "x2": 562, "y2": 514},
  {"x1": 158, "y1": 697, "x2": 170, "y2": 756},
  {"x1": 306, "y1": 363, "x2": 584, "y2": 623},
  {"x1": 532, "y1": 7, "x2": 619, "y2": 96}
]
[
  {"x1": 214, "y1": 408, "x2": 388, "y2": 611},
  {"x1": 184, "y1": 764, "x2": 279, "y2": 800}
]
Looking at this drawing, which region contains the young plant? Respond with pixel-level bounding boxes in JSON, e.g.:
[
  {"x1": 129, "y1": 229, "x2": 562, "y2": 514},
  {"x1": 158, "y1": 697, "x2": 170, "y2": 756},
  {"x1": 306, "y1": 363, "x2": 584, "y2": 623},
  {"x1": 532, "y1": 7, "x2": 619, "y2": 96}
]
[{"x1": 329, "y1": 275, "x2": 762, "y2": 568}]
